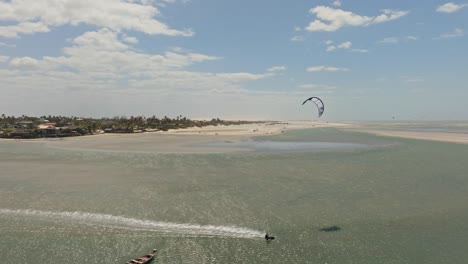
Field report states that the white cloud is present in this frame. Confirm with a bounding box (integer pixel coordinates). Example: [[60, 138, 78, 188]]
[[122, 36, 139, 44], [436, 2, 467, 13], [298, 83, 336, 94], [326, 41, 357, 52], [351, 49, 368, 53], [47, 29, 218, 75], [0, 55, 9, 63], [170, 47, 193, 53], [294, 26, 302, 32], [299, 84, 320, 89], [405, 78, 424, 83], [215, 72, 273, 82], [291, 35, 305, 42], [337, 41, 352, 49], [306, 6, 409, 32], [379, 37, 399, 43], [1, 29, 272, 96], [0, 0, 193, 38], [325, 40, 334, 45], [307, 66, 349, 72], [378, 36, 418, 43], [299, 83, 336, 90], [156, 0, 192, 7], [10, 56, 40, 68], [332, 1, 342, 7], [0, 22, 50, 38], [438, 28, 464, 39], [267, 66, 287, 72], [406, 36, 419, 40]]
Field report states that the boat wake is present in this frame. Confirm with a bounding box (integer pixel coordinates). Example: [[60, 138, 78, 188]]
[[0, 208, 263, 239]]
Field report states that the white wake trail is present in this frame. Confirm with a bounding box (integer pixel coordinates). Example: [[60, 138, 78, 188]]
[[0, 208, 263, 239]]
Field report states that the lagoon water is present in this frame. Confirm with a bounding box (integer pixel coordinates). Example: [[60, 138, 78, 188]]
[[1, 128, 468, 263]]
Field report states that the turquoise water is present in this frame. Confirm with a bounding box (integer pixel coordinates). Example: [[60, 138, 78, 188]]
[[1, 128, 468, 263]]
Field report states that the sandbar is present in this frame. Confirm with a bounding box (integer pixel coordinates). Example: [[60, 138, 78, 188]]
[[349, 129, 468, 145]]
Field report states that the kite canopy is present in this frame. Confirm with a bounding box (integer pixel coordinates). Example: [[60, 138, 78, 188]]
[[302, 97, 325, 118]]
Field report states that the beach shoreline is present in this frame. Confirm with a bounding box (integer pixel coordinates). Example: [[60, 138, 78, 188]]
[[0, 121, 348, 141], [4, 120, 468, 146], [159, 121, 348, 136], [0, 121, 348, 153], [346, 129, 468, 145]]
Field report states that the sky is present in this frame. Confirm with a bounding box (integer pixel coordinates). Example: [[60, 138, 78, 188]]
[[0, 0, 467, 120]]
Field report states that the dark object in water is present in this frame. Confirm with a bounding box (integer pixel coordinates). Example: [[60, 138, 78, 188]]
[[265, 234, 275, 241], [319, 226, 341, 232], [127, 249, 157, 264]]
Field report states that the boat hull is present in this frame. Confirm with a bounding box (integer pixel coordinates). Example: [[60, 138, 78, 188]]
[[126, 249, 157, 264]]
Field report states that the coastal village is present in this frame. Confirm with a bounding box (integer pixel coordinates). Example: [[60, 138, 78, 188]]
[[0, 115, 259, 139]]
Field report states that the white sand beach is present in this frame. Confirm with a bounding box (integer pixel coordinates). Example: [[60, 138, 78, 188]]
[[351, 129, 468, 145], [161, 121, 348, 136]]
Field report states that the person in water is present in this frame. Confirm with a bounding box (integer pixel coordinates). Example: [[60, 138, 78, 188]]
[[265, 233, 275, 241]]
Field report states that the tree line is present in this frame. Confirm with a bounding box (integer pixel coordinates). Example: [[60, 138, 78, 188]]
[[0, 114, 263, 138]]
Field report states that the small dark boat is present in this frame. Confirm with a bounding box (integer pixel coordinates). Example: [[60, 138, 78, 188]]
[[126, 249, 157, 264]]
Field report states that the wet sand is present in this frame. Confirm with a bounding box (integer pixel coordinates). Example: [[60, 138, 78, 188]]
[[350, 129, 468, 145]]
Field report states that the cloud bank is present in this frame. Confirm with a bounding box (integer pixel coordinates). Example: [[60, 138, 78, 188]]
[[0, 0, 193, 38], [436, 2, 467, 13], [306, 6, 409, 32]]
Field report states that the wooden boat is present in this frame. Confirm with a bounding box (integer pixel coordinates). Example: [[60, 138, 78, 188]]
[[126, 249, 157, 264]]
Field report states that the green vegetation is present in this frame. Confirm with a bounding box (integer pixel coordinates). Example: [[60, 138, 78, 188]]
[[0, 114, 263, 139]]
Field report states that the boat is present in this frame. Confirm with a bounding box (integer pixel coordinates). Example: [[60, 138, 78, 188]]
[[126, 249, 157, 264]]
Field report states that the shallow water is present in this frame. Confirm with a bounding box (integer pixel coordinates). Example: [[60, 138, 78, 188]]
[[348, 120, 468, 134], [192, 140, 369, 152], [1, 127, 468, 263]]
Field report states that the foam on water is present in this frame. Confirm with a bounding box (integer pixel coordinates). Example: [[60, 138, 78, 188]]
[[0, 208, 264, 239]]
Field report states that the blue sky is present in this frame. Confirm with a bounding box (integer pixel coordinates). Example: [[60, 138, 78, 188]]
[[0, 0, 467, 120]]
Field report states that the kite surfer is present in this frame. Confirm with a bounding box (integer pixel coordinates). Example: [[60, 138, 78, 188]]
[[302, 97, 325, 118], [265, 233, 275, 241]]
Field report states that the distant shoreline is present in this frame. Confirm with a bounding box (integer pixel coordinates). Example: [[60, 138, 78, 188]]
[[0, 116, 272, 140], [5, 121, 468, 146], [1, 121, 347, 154], [347, 129, 468, 145], [157, 121, 349, 136], [0, 121, 348, 141]]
